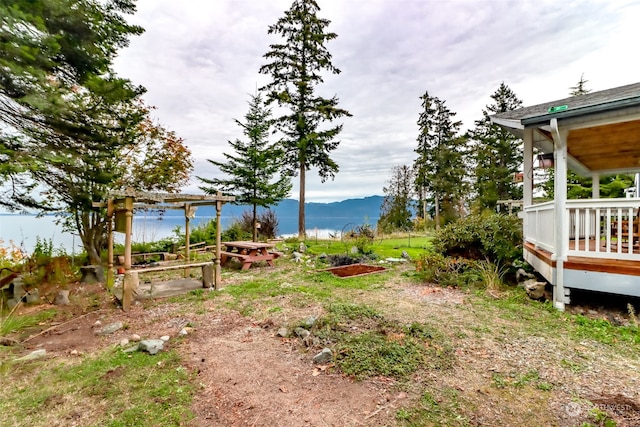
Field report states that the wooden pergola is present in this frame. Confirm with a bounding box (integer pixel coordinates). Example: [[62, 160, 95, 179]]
[[95, 190, 235, 310]]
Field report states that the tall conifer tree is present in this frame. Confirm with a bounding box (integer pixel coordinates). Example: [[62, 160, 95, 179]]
[[470, 83, 523, 210], [414, 91, 468, 228], [199, 93, 292, 241], [259, 0, 351, 237]]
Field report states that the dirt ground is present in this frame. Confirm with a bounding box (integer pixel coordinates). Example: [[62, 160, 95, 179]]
[[10, 267, 640, 426]]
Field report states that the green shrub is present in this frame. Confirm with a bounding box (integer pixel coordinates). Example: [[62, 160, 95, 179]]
[[414, 253, 482, 288], [432, 212, 523, 266]]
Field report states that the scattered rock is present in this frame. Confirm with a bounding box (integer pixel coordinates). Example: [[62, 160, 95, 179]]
[[123, 344, 139, 353], [0, 337, 19, 346], [318, 253, 328, 259], [313, 348, 333, 364], [25, 289, 40, 304], [54, 290, 70, 306], [294, 327, 310, 339], [93, 320, 102, 328], [401, 250, 410, 259], [350, 246, 359, 255], [160, 335, 170, 342], [524, 279, 546, 300], [179, 328, 189, 336], [304, 316, 317, 327], [138, 339, 165, 355], [516, 268, 536, 282], [96, 321, 124, 336], [80, 265, 105, 284], [15, 349, 46, 361], [292, 252, 303, 263], [298, 242, 307, 253], [276, 327, 289, 337], [7, 298, 19, 309], [130, 334, 141, 342]]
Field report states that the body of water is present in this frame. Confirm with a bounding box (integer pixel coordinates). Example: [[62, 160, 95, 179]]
[[0, 214, 371, 255]]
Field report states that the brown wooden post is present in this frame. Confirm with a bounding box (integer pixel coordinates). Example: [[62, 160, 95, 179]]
[[185, 205, 190, 277], [106, 199, 114, 289], [122, 196, 134, 310], [215, 192, 222, 289]]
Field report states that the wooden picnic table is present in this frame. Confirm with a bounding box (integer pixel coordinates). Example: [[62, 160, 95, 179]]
[[220, 241, 279, 270]]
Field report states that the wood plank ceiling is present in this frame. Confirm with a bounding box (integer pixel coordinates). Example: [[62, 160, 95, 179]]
[[568, 120, 640, 172]]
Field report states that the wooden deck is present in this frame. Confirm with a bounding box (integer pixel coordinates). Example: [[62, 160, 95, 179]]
[[525, 241, 640, 276]]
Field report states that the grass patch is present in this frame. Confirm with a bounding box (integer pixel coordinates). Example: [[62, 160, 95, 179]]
[[0, 348, 194, 426], [1, 308, 57, 337], [396, 388, 472, 426], [305, 303, 454, 380]]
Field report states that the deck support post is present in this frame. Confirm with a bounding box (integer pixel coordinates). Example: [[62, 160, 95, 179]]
[[552, 118, 568, 310], [592, 172, 600, 199]]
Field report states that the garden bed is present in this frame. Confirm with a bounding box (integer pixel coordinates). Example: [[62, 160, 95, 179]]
[[323, 263, 386, 278]]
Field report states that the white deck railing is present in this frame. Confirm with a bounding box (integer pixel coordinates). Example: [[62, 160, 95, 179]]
[[524, 198, 640, 261]]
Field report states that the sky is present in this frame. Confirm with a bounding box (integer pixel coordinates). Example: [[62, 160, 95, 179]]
[[112, 0, 640, 203]]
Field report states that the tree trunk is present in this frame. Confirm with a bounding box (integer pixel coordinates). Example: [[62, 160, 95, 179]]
[[434, 195, 440, 230], [298, 163, 306, 238], [252, 203, 258, 242]]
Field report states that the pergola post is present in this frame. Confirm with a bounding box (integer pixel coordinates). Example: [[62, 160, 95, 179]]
[[122, 196, 135, 311], [215, 192, 222, 289], [106, 199, 114, 289]]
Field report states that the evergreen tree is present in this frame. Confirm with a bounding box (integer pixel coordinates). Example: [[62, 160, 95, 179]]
[[378, 165, 415, 233], [414, 91, 468, 228], [570, 73, 591, 96], [259, 0, 351, 237], [469, 83, 523, 210], [0, 0, 144, 210], [198, 93, 292, 241], [414, 91, 437, 222]]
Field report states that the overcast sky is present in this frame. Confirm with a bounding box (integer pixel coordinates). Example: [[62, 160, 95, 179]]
[[112, 0, 640, 203]]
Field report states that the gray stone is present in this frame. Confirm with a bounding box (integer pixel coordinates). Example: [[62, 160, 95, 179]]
[[139, 339, 164, 355], [7, 298, 19, 309], [122, 344, 139, 353], [313, 347, 333, 364], [130, 334, 141, 342], [160, 335, 170, 342], [80, 265, 105, 284], [15, 349, 46, 361], [119, 338, 130, 347], [350, 246, 359, 254], [25, 288, 40, 304], [524, 279, 546, 300], [54, 290, 70, 306], [12, 280, 26, 299], [318, 253, 328, 259], [401, 250, 410, 259], [202, 264, 214, 288], [96, 321, 124, 336], [294, 327, 310, 339], [298, 242, 307, 253], [304, 316, 317, 327], [516, 268, 535, 282], [276, 327, 289, 337], [292, 252, 303, 262]]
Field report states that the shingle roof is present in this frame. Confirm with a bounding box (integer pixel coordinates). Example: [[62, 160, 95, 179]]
[[492, 82, 640, 123]]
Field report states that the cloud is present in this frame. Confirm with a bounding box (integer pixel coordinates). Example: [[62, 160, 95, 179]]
[[113, 0, 640, 202]]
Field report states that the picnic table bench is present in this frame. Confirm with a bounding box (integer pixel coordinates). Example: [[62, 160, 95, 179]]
[[220, 241, 280, 270]]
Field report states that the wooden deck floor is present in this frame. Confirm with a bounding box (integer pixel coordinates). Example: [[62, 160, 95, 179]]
[[525, 241, 640, 276]]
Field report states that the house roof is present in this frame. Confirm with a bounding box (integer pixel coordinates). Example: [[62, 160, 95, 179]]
[[490, 82, 640, 174]]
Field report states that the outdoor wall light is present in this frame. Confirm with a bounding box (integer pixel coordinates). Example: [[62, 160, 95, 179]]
[[537, 152, 554, 169]]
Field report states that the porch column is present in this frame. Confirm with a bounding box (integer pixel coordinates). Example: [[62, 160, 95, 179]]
[[551, 118, 568, 311], [523, 128, 534, 207], [592, 172, 600, 199]]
